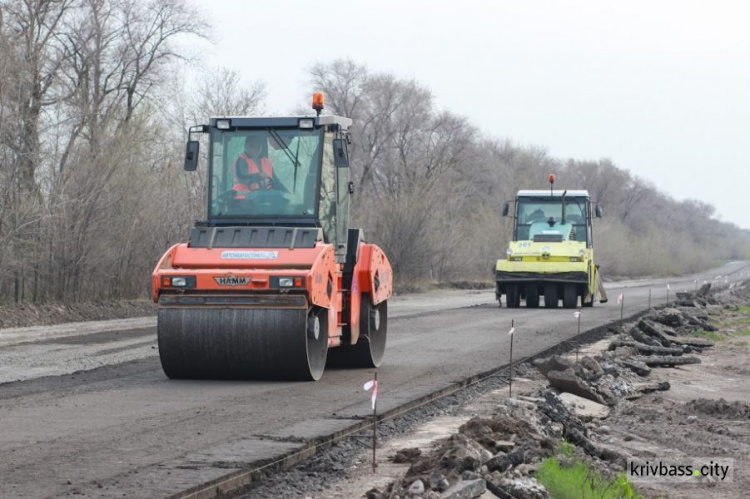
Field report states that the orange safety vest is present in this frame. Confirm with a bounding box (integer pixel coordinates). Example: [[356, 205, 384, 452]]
[[232, 154, 274, 198]]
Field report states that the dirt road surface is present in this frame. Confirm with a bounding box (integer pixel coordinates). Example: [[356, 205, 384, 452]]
[[0, 262, 747, 498]]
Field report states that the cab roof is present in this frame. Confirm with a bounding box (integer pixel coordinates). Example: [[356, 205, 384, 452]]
[[208, 115, 352, 130], [517, 189, 590, 198]]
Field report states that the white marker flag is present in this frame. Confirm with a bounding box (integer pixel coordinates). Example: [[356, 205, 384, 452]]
[[363, 379, 378, 409], [617, 293, 623, 304], [509, 327, 515, 336], [574, 311, 581, 319], [667, 283, 670, 290]]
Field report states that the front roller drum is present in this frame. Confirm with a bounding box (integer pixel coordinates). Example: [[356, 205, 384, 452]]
[[157, 307, 329, 381]]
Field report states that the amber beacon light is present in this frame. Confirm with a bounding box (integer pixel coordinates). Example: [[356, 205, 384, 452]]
[[312, 92, 325, 115]]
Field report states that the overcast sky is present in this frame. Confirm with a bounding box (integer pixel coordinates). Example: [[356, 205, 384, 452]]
[[187, 0, 750, 229]]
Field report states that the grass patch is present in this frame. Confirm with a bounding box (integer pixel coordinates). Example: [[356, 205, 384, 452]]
[[735, 329, 750, 337], [736, 305, 750, 314], [535, 456, 643, 499], [694, 329, 725, 342], [558, 442, 574, 457]]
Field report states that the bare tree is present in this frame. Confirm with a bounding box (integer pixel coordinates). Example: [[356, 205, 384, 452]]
[[188, 66, 265, 121]]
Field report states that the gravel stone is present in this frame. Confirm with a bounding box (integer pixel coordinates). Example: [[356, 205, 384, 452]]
[[440, 478, 486, 499], [408, 479, 425, 495]]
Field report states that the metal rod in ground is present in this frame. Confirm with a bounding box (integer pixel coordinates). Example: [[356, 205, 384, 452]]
[[666, 285, 670, 305], [648, 289, 652, 308], [508, 319, 514, 398], [620, 296, 624, 325], [576, 309, 581, 362], [372, 372, 377, 473]]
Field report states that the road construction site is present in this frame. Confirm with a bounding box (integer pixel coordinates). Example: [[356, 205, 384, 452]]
[[1, 262, 747, 499], [280, 280, 750, 499]]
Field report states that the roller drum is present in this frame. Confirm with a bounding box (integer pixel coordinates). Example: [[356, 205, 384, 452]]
[[327, 297, 387, 369], [157, 307, 328, 381]]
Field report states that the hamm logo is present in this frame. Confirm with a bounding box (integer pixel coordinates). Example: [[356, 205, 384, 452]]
[[214, 276, 251, 286]]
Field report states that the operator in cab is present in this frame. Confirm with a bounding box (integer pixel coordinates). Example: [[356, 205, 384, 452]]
[[232, 135, 275, 198]]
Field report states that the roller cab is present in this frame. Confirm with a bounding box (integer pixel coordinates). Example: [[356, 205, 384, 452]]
[[152, 97, 393, 380], [495, 175, 607, 309]]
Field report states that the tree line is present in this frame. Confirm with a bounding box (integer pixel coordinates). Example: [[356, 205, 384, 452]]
[[1, 0, 748, 304], [310, 60, 750, 282]]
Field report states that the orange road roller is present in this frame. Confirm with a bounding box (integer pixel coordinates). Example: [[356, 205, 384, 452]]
[[151, 94, 393, 380]]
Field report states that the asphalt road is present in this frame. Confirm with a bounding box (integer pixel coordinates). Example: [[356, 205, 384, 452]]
[[1, 262, 747, 499]]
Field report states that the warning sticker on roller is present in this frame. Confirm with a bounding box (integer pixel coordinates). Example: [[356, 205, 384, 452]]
[[221, 251, 278, 260]]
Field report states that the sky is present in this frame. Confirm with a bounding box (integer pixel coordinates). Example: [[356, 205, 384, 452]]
[[187, 0, 750, 229]]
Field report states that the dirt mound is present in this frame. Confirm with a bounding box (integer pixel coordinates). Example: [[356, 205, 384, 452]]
[[685, 398, 750, 419], [716, 280, 750, 305], [0, 300, 156, 329], [376, 394, 569, 498]]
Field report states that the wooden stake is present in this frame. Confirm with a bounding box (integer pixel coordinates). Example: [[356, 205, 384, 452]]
[[372, 372, 377, 473], [648, 289, 651, 309], [509, 319, 514, 398], [576, 309, 581, 362], [620, 295, 624, 325]]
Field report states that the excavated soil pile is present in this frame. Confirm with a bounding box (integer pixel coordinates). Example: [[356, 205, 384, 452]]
[[365, 282, 750, 499], [685, 399, 750, 419]]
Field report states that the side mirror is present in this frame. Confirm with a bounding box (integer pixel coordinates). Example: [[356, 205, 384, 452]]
[[595, 205, 603, 218], [184, 140, 199, 171], [501, 201, 510, 217], [333, 138, 349, 168]]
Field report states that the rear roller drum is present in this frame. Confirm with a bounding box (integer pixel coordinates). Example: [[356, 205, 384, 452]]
[[157, 306, 329, 381], [544, 284, 558, 308], [328, 295, 387, 368], [563, 284, 578, 309], [506, 284, 521, 308], [525, 285, 540, 308]]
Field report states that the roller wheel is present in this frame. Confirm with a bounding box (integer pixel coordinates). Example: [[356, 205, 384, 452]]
[[328, 296, 387, 368], [544, 284, 558, 308], [525, 285, 540, 308], [506, 284, 521, 308], [157, 306, 329, 381], [563, 284, 578, 309]]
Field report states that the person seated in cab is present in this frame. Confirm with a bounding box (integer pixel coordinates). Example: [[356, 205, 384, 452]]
[[527, 209, 546, 223], [232, 135, 274, 199]]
